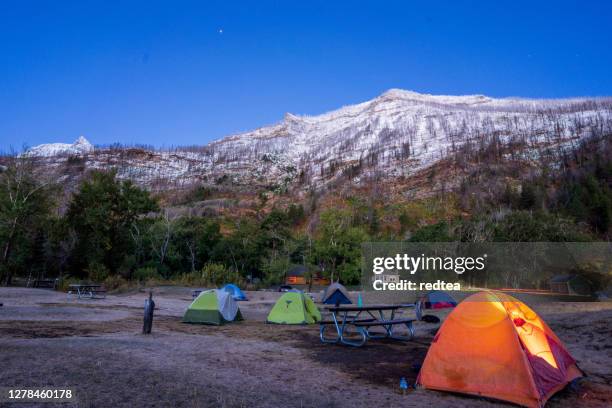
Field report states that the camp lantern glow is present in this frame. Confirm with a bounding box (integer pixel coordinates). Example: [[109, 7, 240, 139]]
[[506, 302, 559, 369]]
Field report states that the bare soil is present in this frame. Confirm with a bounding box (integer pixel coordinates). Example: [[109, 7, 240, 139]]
[[0, 287, 610, 408]]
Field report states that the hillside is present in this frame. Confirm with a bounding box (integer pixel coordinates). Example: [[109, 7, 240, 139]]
[[12, 89, 612, 207], [2, 90, 610, 289]]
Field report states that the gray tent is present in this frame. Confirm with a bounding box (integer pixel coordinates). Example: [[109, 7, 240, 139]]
[[321, 282, 352, 304]]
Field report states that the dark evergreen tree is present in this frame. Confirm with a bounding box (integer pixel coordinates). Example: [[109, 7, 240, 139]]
[[66, 170, 158, 276]]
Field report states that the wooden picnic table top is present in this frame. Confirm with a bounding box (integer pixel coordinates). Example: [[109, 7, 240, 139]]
[[326, 304, 405, 312]]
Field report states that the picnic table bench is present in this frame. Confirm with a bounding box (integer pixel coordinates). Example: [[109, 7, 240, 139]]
[[320, 304, 416, 347], [67, 284, 106, 299], [32, 279, 57, 289]]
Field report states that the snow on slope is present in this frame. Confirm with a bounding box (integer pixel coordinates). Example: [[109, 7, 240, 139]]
[[22, 90, 612, 191], [210, 89, 610, 175], [25, 136, 94, 157]]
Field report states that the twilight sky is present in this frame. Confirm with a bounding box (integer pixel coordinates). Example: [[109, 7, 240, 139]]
[[1, 0, 611, 151]]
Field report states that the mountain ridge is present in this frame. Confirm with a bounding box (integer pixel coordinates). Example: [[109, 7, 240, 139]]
[[16, 89, 612, 201], [25, 89, 612, 155], [24, 136, 94, 157]]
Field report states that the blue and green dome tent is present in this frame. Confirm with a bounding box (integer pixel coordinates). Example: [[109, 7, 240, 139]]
[[183, 289, 243, 325], [221, 283, 248, 301]]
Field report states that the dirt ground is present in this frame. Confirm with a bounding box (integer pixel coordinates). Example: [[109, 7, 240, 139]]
[[0, 287, 610, 408]]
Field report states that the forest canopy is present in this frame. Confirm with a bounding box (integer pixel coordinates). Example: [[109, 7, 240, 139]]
[[0, 131, 610, 288]]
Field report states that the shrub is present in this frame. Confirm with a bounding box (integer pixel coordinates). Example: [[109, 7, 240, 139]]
[[103, 275, 129, 291], [519, 183, 539, 210], [188, 186, 214, 202], [287, 204, 305, 225], [409, 222, 455, 242], [492, 211, 592, 242], [156, 263, 172, 280], [176, 272, 208, 287], [200, 263, 244, 286], [569, 264, 610, 293], [117, 255, 137, 279], [66, 155, 85, 166], [57, 277, 80, 292], [86, 262, 109, 282], [262, 258, 291, 286], [134, 266, 160, 282]]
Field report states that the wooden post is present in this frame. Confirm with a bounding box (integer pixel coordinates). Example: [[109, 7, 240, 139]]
[[143, 291, 155, 334]]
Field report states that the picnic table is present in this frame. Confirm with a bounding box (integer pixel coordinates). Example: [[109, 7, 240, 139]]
[[320, 304, 416, 347], [31, 278, 57, 289], [67, 284, 106, 299]]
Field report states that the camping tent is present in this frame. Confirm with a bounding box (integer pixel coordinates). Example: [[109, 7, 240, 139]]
[[221, 283, 248, 301], [183, 289, 243, 325], [267, 291, 321, 324], [418, 290, 457, 309], [417, 291, 582, 408], [321, 282, 352, 305]]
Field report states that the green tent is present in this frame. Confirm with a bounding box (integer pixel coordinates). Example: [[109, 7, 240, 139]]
[[267, 291, 321, 324], [183, 289, 243, 325]]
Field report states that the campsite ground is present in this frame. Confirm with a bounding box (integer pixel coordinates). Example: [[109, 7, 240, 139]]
[[0, 287, 610, 408]]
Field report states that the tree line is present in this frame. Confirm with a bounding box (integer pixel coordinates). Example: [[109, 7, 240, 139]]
[[0, 160, 369, 287], [0, 129, 609, 289]]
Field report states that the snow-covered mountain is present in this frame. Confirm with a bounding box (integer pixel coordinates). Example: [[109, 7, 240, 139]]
[[24, 136, 94, 157], [17, 90, 612, 196], [213, 89, 607, 164]]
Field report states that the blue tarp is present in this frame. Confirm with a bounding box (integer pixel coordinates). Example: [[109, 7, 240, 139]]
[[221, 283, 248, 301]]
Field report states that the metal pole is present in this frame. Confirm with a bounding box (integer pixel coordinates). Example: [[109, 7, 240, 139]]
[[143, 291, 155, 334]]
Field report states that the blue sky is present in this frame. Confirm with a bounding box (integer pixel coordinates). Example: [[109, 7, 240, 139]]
[[1, 1, 611, 151]]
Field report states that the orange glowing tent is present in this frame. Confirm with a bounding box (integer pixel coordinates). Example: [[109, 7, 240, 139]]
[[417, 291, 582, 408]]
